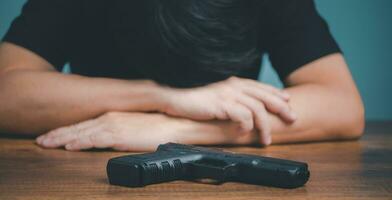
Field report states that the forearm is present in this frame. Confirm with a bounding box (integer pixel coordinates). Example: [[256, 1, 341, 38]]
[[34, 54, 365, 150], [34, 83, 365, 151], [0, 70, 163, 134], [161, 116, 258, 146], [270, 84, 364, 144]]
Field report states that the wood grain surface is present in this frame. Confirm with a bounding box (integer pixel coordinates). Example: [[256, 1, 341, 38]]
[[0, 121, 391, 200]]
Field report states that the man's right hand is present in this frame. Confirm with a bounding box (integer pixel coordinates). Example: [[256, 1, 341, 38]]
[[159, 77, 297, 145]]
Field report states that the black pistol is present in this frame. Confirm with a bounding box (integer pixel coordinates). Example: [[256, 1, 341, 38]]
[[107, 143, 310, 188]]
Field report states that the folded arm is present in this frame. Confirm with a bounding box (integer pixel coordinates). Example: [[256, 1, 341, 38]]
[[37, 53, 365, 151], [146, 53, 364, 145], [167, 53, 365, 145]]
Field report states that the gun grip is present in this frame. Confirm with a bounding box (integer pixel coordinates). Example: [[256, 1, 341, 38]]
[[107, 156, 185, 187]]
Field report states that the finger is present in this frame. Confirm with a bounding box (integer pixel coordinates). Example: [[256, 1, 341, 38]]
[[44, 126, 100, 149], [65, 131, 115, 151], [37, 119, 97, 143], [223, 102, 254, 132], [242, 87, 297, 123], [37, 126, 77, 148], [243, 79, 290, 101], [236, 96, 272, 145], [37, 119, 99, 148], [37, 126, 79, 148]]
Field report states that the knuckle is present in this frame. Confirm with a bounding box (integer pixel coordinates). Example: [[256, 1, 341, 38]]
[[216, 108, 228, 120], [258, 101, 266, 109], [254, 108, 265, 119]]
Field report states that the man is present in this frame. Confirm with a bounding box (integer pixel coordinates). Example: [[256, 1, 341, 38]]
[[0, 0, 364, 151]]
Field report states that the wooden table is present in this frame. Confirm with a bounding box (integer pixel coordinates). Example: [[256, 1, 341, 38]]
[[0, 121, 391, 200]]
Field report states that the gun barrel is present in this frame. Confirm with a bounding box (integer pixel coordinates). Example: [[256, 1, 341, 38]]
[[233, 157, 310, 188]]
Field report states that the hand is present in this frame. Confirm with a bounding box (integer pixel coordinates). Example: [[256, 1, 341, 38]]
[[36, 112, 183, 151], [161, 77, 296, 145]]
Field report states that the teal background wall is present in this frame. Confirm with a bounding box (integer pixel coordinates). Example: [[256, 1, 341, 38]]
[[1, 0, 391, 120]]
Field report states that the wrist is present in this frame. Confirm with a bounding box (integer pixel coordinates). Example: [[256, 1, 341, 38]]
[[154, 85, 173, 113], [154, 85, 188, 115], [124, 80, 170, 112]]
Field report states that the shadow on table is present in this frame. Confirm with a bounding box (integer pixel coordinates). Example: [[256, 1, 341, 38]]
[[0, 132, 36, 139]]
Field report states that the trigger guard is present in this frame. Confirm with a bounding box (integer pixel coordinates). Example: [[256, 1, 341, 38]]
[[188, 162, 238, 182]]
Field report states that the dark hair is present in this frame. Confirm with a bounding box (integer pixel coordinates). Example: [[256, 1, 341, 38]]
[[154, 0, 262, 72]]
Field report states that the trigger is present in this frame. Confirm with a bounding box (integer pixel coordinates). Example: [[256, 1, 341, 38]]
[[188, 162, 237, 182]]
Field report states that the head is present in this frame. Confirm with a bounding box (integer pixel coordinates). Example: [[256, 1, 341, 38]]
[[154, 0, 263, 72]]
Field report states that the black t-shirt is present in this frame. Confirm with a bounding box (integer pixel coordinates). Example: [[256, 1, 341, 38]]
[[2, 0, 340, 87]]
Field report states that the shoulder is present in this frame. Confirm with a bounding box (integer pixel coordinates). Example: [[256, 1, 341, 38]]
[[261, 0, 318, 26], [260, 0, 341, 81]]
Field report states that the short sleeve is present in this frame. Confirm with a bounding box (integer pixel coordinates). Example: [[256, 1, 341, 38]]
[[263, 0, 341, 80], [2, 0, 80, 70]]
